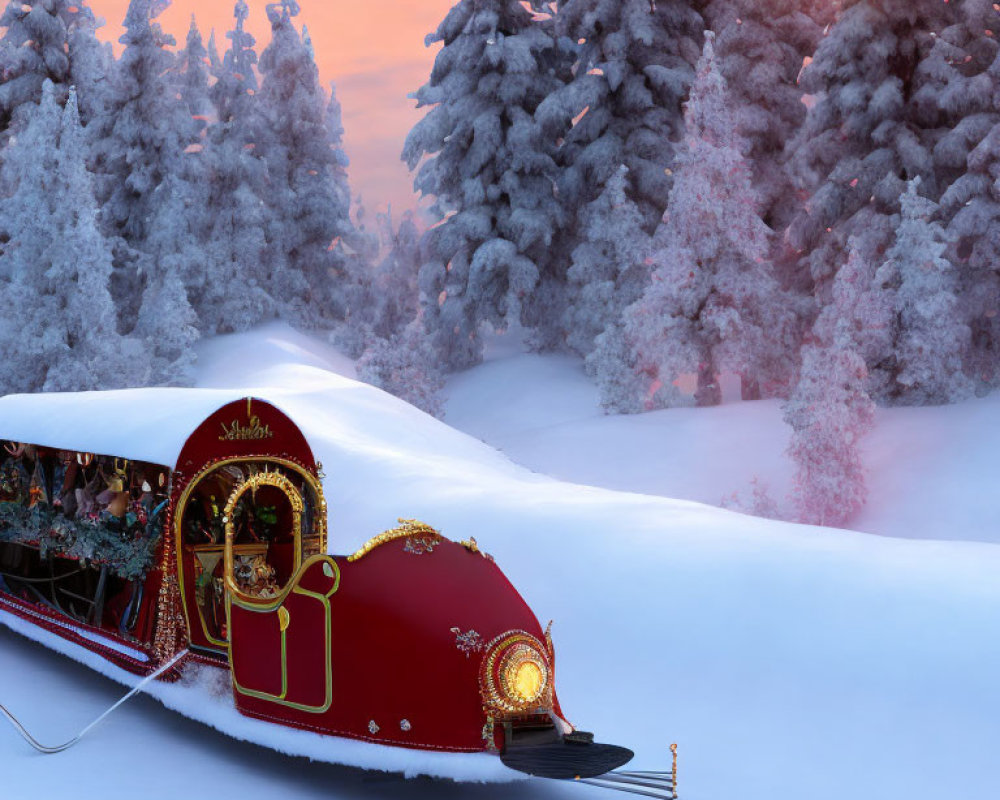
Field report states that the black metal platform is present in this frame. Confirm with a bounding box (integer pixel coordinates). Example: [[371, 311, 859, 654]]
[[501, 736, 635, 780]]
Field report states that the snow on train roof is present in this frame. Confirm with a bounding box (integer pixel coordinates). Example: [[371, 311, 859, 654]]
[[0, 388, 280, 468]]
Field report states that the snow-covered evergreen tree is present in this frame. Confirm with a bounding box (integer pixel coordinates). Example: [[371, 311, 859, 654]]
[[913, 0, 999, 187], [403, 0, 566, 368], [93, 0, 198, 331], [191, 0, 275, 334], [44, 89, 149, 391], [134, 264, 199, 386], [698, 0, 831, 230], [0, 0, 106, 139], [367, 210, 422, 342], [786, 0, 956, 298], [942, 128, 1000, 387], [543, 0, 702, 233], [874, 179, 972, 403], [135, 14, 215, 343], [336, 206, 423, 358], [356, 319, 445, 418], [212, 0, 258, 128], [785, 340, 874, 526], [587, 320, 666, 414], [135, 169, 202, 381], [256, 0, 353, 324], [178, 16, 213, 141], [927, 0, 1000, 387], [624, 33, 795, 408], [0, 84, 146, 393], [563, 164, 650, 360], [785, 238, 877, 527], [0, 80, 64, 393], [66, 3, 113, 128]]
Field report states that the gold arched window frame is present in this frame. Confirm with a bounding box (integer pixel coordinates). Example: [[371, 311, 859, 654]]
[[173, 456, 328, 644], [223, 469, 305, 603]]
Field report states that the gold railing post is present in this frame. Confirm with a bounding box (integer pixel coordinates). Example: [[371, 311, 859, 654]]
[[671, 742, 678, 798]]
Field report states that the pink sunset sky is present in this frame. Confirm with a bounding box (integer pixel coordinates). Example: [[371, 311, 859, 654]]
[[90, 0, 455, 217]]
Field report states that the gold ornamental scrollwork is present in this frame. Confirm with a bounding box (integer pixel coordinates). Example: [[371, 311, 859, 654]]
[[347, 518, 443, 562], [479, 630, 553, 717]]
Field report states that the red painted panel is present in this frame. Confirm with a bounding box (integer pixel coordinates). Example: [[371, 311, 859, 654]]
[[283, 588, 331, 709], [232, 537, 553, 753], [229, 603, 283, 697], [172, 398, 318, 486]]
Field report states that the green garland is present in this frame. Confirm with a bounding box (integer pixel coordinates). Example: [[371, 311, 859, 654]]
[[0, 502, 164, 581]]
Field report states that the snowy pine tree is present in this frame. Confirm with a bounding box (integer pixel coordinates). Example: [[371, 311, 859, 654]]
[[0, 84, 146, 393], [543, 0, 702, 233], [66, 3, 113, 128], [178, 16, 213, 140], [356, 319, 445, 418], [0, 0, 106, 139], [213, 0, 258, 124], [785, 237, 877, 527], [0, 80, 64, 393], [367, 210, 422, 342], [256, 0, 353, 325], [928, 0, 1000, 387], [786, 0, 956, 299], [587, 320, 665, 414], [785, 341, 875, 527], [197, 0, 276, 334], [698, 0, 831, 230], [135, 169, 202, 382], [93, 0, 199, 332], [45, 91, 148, 391], [403, 0, 565, 368], [134, 263, 199, 386], [874, 179, 972, 403], [624, 33, 795, 408], [563, 164, 651, 361]]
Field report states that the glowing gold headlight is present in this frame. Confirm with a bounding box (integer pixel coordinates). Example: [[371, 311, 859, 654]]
[[481, 632, 550, 714]]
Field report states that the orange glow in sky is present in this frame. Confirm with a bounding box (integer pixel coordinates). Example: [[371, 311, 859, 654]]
[[89, 0, 455, 217]]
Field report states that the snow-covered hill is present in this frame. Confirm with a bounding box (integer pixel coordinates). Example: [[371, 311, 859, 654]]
[[444, 340, 1000, 544], [3, 323, 998, 800]]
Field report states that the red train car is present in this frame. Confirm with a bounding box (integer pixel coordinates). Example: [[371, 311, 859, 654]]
[[0, 393, 670, 790]]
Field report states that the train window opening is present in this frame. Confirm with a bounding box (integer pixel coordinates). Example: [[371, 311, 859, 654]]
[[0, 443, 168, 644], [223, 469, 304, 602], [178, 460, 325, 642]]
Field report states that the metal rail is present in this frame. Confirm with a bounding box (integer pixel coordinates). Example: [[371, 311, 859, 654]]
[[0, 649, 188, 754], [576, 744, 678, 799]]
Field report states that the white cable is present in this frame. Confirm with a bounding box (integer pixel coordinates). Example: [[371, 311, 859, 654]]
[[0, 649, 188, 754]]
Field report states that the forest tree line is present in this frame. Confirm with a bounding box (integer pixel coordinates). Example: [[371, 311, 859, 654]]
[[0, 0, 997, 525], [402, 0, 1000, 525]]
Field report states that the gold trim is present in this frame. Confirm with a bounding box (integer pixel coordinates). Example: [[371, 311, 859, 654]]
[[174, 456, 328, 654], [226, 554, 339, 714], [223, 469, 303, 604], [479, 630, 552, 716], [347, 518, 441, 562]]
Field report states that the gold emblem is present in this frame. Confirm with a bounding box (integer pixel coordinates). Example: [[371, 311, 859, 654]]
[[218, 414, 274, 441]]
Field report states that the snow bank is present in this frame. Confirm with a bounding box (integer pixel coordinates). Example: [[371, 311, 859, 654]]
[[444, 348, 1000, 543]]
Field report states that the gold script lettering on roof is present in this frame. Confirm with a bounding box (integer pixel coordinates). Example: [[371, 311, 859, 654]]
[[218, 414, 274, 441]]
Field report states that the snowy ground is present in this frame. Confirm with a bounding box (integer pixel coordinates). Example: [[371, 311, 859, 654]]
[[3, 322, 999, 800], [444, 338, 1000, 544]]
